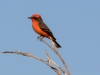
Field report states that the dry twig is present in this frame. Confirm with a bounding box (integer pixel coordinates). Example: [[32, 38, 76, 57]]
[[45, 50, 66, 75], [1, 37, 71, 75], [39, 37, 71, 75], [1, 51, 61, 75]]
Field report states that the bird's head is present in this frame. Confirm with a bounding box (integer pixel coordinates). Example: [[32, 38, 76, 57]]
[[28, 14, 42, 21]]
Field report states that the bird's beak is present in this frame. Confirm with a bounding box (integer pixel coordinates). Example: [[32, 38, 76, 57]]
[[28, 17, 32, 19]]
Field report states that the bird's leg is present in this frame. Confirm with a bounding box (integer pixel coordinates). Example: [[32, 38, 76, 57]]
[[37, 36, 44, 41]]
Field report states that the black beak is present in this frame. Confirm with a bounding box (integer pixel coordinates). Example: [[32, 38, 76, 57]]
[[28, 17, 32, 19]]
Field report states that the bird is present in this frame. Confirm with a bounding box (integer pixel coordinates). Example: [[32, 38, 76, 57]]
[[28, 14, 61, 48]]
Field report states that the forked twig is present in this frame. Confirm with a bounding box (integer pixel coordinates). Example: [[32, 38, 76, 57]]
[[1, 37, 71, 75], [39, 37, 71, 75], [45, 50, 66, 75]]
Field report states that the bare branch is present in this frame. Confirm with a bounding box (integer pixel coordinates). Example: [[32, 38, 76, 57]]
[[45, 50, 51, 66], [1, 37, 71, 75], [45, 50, 66, 75], [39, 37, 71, 75], [1, 51, 61, 75]]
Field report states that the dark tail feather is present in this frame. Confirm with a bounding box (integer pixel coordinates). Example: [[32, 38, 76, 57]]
[[53, 40, 61, 48]]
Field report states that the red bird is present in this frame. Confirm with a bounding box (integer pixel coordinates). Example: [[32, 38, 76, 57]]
[[28, 14, 61, 48]]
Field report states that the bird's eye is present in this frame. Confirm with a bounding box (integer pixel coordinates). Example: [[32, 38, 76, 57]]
[[33, 17, 38, 20]]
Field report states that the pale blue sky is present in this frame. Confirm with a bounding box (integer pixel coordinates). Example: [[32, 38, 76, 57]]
[[0, 0, 100, 75]]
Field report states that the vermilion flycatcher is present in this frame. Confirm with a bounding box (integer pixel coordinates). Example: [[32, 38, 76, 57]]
[[28, 14, 61, 48]]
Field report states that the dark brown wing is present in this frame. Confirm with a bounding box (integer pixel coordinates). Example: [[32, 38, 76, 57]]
[[38, 20, 56, 40]]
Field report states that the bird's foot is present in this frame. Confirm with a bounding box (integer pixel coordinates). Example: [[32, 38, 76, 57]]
[[37, 36, 44, 41]]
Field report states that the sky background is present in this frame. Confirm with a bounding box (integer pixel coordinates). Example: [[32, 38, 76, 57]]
[[0, 0, 100, 75]]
